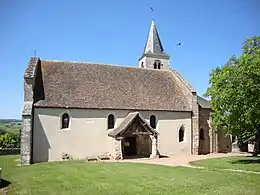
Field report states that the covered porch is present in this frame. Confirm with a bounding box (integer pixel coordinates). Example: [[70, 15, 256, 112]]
[[108, 112, 159, 160]]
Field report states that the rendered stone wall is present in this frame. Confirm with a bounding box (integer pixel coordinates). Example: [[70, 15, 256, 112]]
[[170, 70, 198, 155], [33, 108, 192, 162], [139, 55, 170, 70]]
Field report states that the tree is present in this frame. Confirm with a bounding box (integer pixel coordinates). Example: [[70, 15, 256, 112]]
[[0, 132, 20, 148], [205, 36, 260, 156]]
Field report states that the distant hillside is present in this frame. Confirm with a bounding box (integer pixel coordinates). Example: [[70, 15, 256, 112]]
[[0, 119, 21, 134], [0, 119, 21, 124]]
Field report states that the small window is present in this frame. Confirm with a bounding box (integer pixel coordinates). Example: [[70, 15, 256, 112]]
[[150, 115, 156, 129], [108, 114, 115, 129], [153, 60, 161, 70], [141, 62, 144, 68], [61, 113, 70, 129], [179, 126, 184, 142], [199, 128, 204, 140]]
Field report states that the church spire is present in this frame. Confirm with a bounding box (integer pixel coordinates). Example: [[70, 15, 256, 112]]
[[143, 20, 167, 56], [139, 20, 170, 70]]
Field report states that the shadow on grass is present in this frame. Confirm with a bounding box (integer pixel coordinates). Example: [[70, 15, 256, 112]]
[[0, 179, 11, 189], [231, 159, 260, 164]]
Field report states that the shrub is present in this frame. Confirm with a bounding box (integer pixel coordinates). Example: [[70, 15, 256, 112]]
[[0, 132, 20, 148]]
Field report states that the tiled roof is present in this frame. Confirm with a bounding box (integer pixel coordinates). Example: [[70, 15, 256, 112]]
[[32, 59, 191, 111], [108, 112, 158, 137], [197, 95, 211, 109]]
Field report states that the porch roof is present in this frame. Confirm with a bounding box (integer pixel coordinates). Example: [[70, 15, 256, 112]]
[[108, 112, 158, 137]]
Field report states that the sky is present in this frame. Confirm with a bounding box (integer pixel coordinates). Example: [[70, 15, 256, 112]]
[[0, 0, 259, 119]]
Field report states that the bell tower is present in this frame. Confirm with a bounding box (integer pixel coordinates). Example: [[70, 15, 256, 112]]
[[139, 20, 170, 70]]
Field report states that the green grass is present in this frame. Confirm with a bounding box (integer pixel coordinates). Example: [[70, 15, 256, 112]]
[[190, 156, 260, 172], [0, 122, 20, 134], [1, 155, 260, 195]]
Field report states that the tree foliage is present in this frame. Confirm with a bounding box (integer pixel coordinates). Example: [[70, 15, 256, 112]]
[[205, 36, 260, 155], [0, 132, 20, 148]]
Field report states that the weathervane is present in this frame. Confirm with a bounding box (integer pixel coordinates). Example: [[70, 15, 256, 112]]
[[150, 6, 154, 21]]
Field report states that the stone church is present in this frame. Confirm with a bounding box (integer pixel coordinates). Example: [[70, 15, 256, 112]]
[[20, 20, 231, 165]]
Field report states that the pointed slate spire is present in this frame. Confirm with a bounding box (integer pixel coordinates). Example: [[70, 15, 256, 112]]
[[143, 20, 168, 56]]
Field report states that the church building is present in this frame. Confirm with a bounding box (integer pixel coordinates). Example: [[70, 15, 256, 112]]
[[20, 20, 231, 164]]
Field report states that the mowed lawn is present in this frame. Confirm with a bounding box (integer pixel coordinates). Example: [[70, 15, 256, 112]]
[[190, 156, 260, 172], [1, 155, 260, 195]]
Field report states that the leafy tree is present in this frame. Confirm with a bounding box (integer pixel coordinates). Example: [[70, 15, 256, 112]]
[[0, 132, 20, 148], [205, 36, 260, 156]]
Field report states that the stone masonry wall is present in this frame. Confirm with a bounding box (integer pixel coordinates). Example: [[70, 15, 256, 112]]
[[191, 93, 200, 154], [199, 108, 211, 154], [20, 57, 39, 165]]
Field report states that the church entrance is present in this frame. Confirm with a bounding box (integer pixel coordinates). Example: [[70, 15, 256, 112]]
[[122, 134, 152, 159], [108, 112, 158, 160], [123, 136, 137, 156]]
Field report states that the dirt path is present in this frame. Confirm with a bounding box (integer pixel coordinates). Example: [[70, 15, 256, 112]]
[[106, 153, 249, 167]]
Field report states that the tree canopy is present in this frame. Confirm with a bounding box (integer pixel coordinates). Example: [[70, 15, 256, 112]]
[[205, 36, 260, 155]]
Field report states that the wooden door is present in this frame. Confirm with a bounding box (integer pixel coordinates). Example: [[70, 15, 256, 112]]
[[124, 137, 137, 156]]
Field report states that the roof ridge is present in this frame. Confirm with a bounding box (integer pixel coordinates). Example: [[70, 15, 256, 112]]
[[171, 69, 195, 93], [41, 59, 170, 72]]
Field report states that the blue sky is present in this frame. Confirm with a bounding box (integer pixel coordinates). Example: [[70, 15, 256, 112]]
[[0, 0, 259, 119]]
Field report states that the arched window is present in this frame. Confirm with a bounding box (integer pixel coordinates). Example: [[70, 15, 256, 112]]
[[153, 60, 161, 69], [150, 115, 156, 129], [199, 128, 204, 140], [61, 113, 69, 129], [141, 62, 144, 68], [179, 126, 184, 142], [107, 114, 115, 129]]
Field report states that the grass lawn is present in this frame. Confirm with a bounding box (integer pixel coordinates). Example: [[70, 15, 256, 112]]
[[1, 155, 260, 195], [190, 156, 260, 172]]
